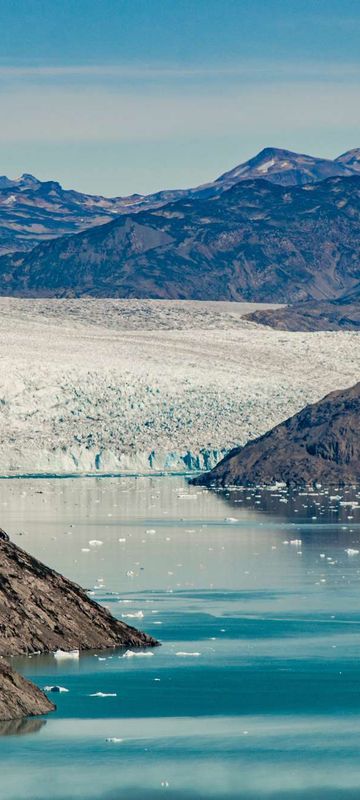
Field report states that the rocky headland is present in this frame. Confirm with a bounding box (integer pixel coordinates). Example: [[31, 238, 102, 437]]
[[0, 529, 157, 657], [0, 527, 158, 719], [192, 382, 360, 487], [0, 658, 55, 722]]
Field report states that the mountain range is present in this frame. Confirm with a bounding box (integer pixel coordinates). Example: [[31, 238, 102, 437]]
[[0, 147, 360, 300]]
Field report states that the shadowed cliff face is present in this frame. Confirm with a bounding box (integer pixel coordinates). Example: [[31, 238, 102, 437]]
[[193, 382, 360, 488], [0, 175, 359, 301], [0, 534, 158, 656], [0, 658, 55, 721]]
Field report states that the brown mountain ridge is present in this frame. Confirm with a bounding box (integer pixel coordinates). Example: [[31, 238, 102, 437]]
[[192, 382, 360, 487]]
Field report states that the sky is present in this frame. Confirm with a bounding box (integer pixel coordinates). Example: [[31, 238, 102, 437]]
[[1, 0, 360, 196]]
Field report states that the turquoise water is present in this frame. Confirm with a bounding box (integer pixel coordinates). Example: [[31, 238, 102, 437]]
[[1, 477, 360, 799]]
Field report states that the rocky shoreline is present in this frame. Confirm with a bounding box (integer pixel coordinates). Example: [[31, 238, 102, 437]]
[[0, 658, 55, 722], [0, 527, 158, 720]]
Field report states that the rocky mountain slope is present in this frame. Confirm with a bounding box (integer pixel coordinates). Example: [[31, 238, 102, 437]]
[[1, 174, 359, 301], [193, 382, 360, 487], [0, 658, 55, 721], [0, 173, 148, 256], [215, 147, 360, 188], [0, 528, 158, 656], [245, 295, 360, 331], [1, 147, 360, 258]]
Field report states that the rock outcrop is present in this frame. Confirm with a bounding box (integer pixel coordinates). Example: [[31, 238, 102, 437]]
[[0, 658, 55, 721], [245, 296, 360, 331], [0, 529, 158, 720], [0, 533, 158, 657], [192, 382, 360, 487]]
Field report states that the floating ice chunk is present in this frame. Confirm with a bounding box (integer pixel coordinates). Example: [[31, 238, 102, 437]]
[[122, 650, 154, 658], [121, 611, 144, 619], [106, 737, 123, 743], [176, 651, 201, 657], [90, 692, 117, 697], [225, 517, 238, 523], [44, 685, 69, 693], [89, 540, 103, 547], [54, 649, 79, 660], [290, 539, 302, 546], [345, 548, 359, 556]]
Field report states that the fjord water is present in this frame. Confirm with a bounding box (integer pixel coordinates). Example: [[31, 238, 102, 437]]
[[1, 478, 360, 799]]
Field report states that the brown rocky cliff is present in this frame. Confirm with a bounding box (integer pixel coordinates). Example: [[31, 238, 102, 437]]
[[0, 535, 159, 656]]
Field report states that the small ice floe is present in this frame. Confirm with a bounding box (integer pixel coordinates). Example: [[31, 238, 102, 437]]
[[345, 548, 359, 556], [88, 540, 103, 547], [90, 692, 117, 697], [225, 517, 238, 523], [106, 737, 123, 743], [118, 538, 126, 543], [54, 649, 79, 660], [44, 685, 69, 693], [81, 548, 90, 552], [175, 651, 201, 657], [290, 539, 302, 546], [121, 611, 144, 619], [146, 529, 156, 534], [122, 650, 154, 658]]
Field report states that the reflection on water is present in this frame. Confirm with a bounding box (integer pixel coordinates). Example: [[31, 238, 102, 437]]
[[0, 477, 360, 798], [0, 718, 46, 737]]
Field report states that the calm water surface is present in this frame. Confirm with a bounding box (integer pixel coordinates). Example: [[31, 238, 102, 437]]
[[1, 476, 360, 799]]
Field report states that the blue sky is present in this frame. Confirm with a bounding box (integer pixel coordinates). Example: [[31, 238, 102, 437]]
[[1, 0, 360, 195]]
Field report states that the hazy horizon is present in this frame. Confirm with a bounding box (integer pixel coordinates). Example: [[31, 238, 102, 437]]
[[2, 0, 360, 195], [2, 142, 360, 198]]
